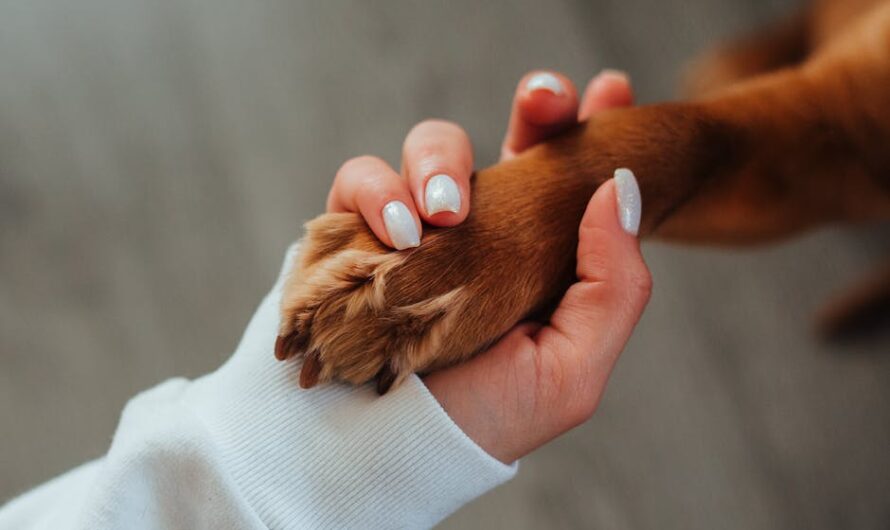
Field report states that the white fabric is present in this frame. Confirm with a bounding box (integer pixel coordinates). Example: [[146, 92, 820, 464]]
[[0, 245, 516, 529]]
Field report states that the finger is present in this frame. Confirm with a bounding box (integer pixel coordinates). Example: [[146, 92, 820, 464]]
[[401, 119, 473, 226], [327, 155, 422, 250], [535, 168, 650, 411], [578, 69, 634, 121], [501, 70, 579, 160], [424, 170, 650, 463]]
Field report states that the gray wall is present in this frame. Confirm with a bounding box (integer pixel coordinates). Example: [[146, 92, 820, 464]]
[[1, 1, 888, 528]]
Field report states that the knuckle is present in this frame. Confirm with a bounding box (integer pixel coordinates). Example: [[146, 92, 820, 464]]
[[407, 120, 468, 155], [414, 144, 444, 164], [337, 155, 384, 177], [403, 120, 474, 181], [334, 156, 395, 203], [415, 118, 460, 134], [406, 120, 436, 141]]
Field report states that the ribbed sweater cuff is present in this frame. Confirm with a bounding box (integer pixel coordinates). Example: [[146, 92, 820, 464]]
[[182, 246, 516, 529]]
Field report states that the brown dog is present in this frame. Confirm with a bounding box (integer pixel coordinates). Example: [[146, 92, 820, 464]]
[[275, 0, 890, 393]]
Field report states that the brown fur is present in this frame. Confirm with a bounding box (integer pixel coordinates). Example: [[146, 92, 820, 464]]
[[277, 0, 890, 391]]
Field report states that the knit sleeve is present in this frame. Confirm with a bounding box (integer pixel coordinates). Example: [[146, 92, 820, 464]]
[[0, 245, 516, 530], [181, 244, 517, 528]]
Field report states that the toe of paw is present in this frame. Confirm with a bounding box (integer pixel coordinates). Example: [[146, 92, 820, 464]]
[[275, 331, 308, 361], [299, 350, 323, 388]]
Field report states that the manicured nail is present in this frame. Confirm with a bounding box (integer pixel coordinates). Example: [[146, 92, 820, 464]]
[[526, 71, 564, 95], [424, 174, 461, 215], [598, 69, 630, 84], [382, 200, 421, 249], [614, 168, 641, 235]]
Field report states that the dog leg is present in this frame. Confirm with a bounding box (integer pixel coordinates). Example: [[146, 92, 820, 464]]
[[278, 4, 890, 389], [274, 102, 750, 390], [684, 8, 811, 98]]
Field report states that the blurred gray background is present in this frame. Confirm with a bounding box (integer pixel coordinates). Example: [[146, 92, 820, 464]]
[[1, 0, 889, 528]]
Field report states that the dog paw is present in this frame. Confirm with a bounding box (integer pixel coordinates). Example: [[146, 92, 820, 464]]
[[275, 213, 474, 393]]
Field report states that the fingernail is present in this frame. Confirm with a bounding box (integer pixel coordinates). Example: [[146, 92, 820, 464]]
[[424, 174, 461, 215], [526, 71, 564, 95], [614, 168, 641, 235], [598, 68, 630, 84], [382, 200, 421, 249]]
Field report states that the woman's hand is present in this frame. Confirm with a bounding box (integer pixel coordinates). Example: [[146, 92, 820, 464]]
[[326, 69, 649, 463], [325, 70, 632, 249]]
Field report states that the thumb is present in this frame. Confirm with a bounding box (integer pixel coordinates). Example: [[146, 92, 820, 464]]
[[423, 169, 652, 462], [536, 168, 651, 398]]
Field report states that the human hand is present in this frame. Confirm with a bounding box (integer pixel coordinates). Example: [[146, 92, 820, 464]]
[[324, 69, 632, 249], [324, 69, 649, 463]]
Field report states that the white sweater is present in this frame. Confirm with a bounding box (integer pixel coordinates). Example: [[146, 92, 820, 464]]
[[0, 246, 516, 529]]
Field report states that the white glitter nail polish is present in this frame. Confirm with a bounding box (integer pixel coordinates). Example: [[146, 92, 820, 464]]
[[382, 200, 421, 250], [614, 168, 642, 236], [425, 174, 461, 215], [526, 71, 564, 95]]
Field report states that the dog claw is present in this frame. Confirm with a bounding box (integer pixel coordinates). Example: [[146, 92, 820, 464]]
[[277, 212, 475, 391], [299, 350, 323, 389], [375, 364, 397, 395], [274, 335, 290, 360], [275, 331, 308, 361]]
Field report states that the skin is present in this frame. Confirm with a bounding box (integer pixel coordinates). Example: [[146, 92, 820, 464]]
[[325, 70, 651, 463]]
